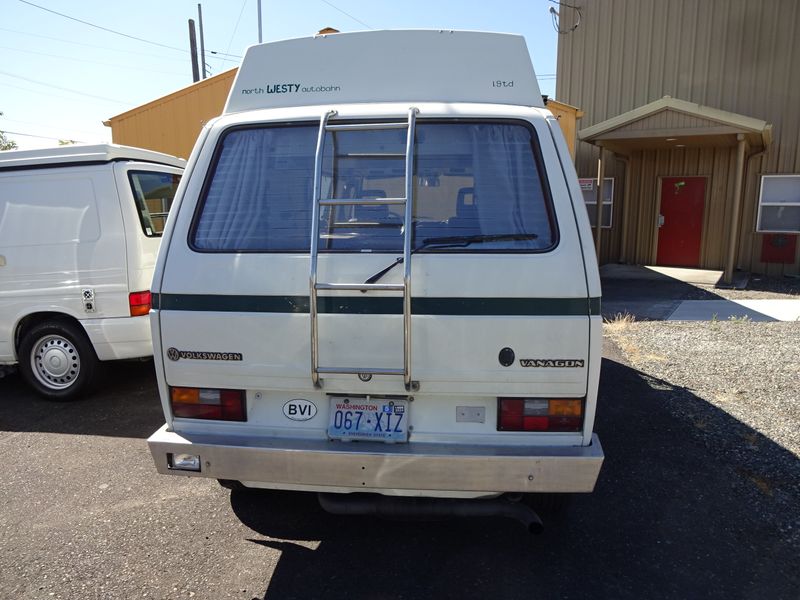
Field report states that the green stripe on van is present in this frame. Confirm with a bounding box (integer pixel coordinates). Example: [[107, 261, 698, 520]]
[[153, 293, 601, 316]]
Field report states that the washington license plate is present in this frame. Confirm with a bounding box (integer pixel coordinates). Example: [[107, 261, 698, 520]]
[[327, 397, 409, 442]]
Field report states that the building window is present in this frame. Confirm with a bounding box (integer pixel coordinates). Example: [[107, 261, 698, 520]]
[[579, 177, 614, 228], [757, 175, 800, 233]]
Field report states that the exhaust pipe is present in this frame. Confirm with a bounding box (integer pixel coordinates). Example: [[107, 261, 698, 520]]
[[318, 493, 544, 534]]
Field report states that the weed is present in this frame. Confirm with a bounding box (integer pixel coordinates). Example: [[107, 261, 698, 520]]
[[728, 314, 752, 323], [603, 312, 636, 326]]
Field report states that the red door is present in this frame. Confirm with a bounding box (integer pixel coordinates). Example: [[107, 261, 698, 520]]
[[656, 177, 705, 267]]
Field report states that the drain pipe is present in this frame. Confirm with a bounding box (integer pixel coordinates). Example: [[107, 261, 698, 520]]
[[318, 493, 544, 534]]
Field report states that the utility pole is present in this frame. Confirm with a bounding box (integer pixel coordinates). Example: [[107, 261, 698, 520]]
[[198, 4, 207, 79], [188, 19, 200, 83], [257, 0, 263, 43]]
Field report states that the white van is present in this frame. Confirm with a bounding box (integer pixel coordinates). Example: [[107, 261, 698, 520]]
[[0, 144, 184, 400], [148, 31, 603, 531]]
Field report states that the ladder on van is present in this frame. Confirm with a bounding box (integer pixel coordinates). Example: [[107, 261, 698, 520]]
[[309, 108, 418, 391]]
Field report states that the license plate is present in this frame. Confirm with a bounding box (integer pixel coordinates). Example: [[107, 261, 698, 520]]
[[328, 397, 409, 442]]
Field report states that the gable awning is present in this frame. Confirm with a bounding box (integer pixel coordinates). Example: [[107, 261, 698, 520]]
[[578, 96, 772, 154]]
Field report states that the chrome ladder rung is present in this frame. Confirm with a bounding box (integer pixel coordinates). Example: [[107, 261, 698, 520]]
[[325, 122, 408, 131], [319, 198, 406, 207], [315, 282, 404, 292], [310, 107, 418, 390], [317, 366, 406, 376]]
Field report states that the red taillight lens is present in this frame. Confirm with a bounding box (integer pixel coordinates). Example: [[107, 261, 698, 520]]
[[129, 290, 151, 316], [170, 387, 247, 421], [497, 398, 583, 432]]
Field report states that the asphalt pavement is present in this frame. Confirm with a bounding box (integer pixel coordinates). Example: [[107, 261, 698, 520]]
[[0, 342, 797, 600]]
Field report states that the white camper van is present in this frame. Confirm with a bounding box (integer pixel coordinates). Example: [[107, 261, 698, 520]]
[[148, 30, 603, 531], [0, 144, 184, 400]]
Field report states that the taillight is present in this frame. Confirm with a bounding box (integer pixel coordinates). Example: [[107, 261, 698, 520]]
[[170, 387, 247, 421], [497, 398, 583, 432], [129, 290, 151, 316]]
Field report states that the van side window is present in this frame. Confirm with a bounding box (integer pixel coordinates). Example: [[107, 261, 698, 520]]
[[192, 121, 556, 252], [129, 171, 182, 237]]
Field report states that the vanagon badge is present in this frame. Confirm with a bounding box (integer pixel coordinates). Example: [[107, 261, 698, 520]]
[[283, 399, 317, 421], [520, 359, 585, 368]]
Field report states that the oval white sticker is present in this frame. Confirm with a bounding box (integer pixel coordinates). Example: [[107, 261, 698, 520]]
[[282, 399, 317, 421]]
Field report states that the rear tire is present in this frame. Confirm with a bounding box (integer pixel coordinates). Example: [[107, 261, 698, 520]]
[[18, 320, 98, 401]]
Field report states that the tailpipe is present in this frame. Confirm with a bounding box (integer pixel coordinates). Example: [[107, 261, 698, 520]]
[[318, 493, 544, 534]]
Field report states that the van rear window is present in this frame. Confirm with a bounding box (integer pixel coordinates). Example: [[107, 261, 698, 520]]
[[129, 171, 181, 237], [192, 121, 556, 252]]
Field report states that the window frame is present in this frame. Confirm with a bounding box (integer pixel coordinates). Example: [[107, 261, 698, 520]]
[[578, 177, 614, 229], [127, 169, 181, 238], [188, 118, 559, 254], [756, 174, 800, 234]]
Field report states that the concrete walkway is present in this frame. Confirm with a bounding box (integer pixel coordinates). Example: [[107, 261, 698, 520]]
[[667, 299, 800, 322], [600, 264, 800, 322]]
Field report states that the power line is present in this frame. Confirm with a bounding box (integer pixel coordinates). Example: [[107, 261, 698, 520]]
[[18, 0, 188, 53], [0, 80, 129, 110], [0, 45, 187, 77], [0, 70, 134, 106], [2, 117, 113, 138], [219, 0, 248, 72], [319, 0, 372, 29], [0, 130, 88, 143], [0, 26, 189, 62], [17, 1, 242, 60]]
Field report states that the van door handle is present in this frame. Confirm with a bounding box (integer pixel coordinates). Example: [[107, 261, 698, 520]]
[[657, 215, 665, 228]]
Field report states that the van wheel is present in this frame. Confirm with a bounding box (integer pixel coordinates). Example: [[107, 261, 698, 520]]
[[19, 321, 98, 401]]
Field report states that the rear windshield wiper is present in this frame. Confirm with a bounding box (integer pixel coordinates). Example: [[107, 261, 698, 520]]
[[363, 233, 539, 286]]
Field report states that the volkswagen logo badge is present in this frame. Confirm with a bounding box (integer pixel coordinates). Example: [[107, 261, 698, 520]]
[[167, 347, 180, 361]]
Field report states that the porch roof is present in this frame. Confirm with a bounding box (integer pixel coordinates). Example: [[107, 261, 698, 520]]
[[578, 96, 772, 154]]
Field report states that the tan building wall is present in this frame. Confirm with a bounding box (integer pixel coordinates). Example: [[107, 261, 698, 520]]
[[545, 99, 584, 160], [105, 69, 238, 160], [557, 0, 800, 276]]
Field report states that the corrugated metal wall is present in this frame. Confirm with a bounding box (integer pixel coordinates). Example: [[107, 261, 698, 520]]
[[557, 0, 800, 274], [106, 69, 238, 160]]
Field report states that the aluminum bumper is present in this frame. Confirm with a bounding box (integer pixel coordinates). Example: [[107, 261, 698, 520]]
[[148, 425, 604, 494]]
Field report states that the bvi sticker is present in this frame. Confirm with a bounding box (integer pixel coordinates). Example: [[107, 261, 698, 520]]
[[283, 399, 317, 421]]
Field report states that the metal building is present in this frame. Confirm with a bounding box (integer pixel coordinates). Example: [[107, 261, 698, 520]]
[[104, 69, 238, 160], [557, 0, 800, 281]]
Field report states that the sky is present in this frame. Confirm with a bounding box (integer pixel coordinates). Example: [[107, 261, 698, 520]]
[[1, 0, 560, 151]]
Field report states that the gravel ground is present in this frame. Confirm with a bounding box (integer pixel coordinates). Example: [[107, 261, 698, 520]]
[[604, 319, 800, 547]]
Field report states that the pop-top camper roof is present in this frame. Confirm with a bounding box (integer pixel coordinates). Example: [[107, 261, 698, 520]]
[[224, 30, 543, 114]]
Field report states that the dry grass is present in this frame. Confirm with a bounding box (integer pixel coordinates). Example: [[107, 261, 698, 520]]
[[604, 313, 667, 363]]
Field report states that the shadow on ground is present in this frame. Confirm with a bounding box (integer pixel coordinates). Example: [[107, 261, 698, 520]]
[[0, 360, 163, 438], [230, 344, 799, 600], [602, 275, 726, 321]]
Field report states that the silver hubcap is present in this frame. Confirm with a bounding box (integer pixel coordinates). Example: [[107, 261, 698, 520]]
[[31, 335, 81, 390]]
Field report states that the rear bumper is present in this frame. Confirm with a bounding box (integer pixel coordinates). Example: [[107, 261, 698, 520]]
[[82, 315, 152, 360], [148, 425, 604, 495]]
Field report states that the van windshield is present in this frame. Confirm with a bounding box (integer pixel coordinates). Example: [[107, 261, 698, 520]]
[[192, 121, 556, 252], [129, 171, 181, 237]]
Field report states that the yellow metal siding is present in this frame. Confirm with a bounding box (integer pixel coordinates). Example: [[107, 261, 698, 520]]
[[558, 0, 800, 274], [107, 69, 238, 159], [545, 100, 583, 159]]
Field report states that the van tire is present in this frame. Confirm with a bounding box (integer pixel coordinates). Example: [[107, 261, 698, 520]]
[[18, 320, 98, 401]]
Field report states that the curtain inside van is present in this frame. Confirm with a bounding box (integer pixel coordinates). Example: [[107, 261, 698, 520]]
[[193, 126, 316, 250], [192, 122, 554, 252]]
